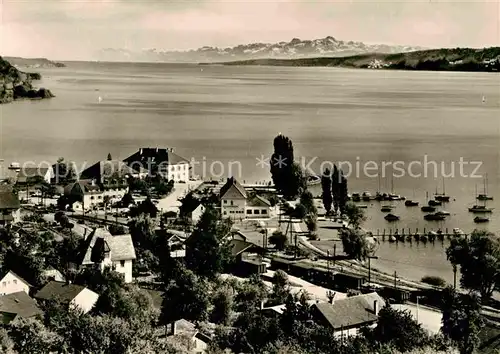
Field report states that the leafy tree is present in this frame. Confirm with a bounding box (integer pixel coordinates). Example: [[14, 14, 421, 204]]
[[441, 286, 483, 354], [339, 228, 373, 261], [128, 214, 157, 249], [321, 168, 333, 215], [271, 270, 290, 305], [344, 202, 366, 229], [304, 215, 318, 236], [365, 305, 431, 352], [299, 191, 316, 216], [235, 275, 268, 311], [332, 166, 348, 215], [8, 317, 65, 354], [160, 264, 210, 323], [120, 191, 135, 207], [270, 135, 306, 200], [269, 230, 288, 251], [137, 196, 158, 217], [52, 157, 77, 184], [421, 276, 447, 287], [446, 230, 500, 301], [211, 285, 235, 325], [185, 207, 232, 279]]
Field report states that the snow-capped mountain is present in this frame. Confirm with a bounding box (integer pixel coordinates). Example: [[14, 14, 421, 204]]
[[96, 36, 424, 63]]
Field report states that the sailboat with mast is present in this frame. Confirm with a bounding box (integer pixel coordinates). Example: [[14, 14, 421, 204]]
[[388, 175, 404, 200], [434, 177, 450, 202], [421, 191, 436, 212], [469, 184, 494, 213], [477, 174, 493, 201], [405, 188, 419, 206]]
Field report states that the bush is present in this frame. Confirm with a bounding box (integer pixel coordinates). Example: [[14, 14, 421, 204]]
[[421, 276, 446, 287]]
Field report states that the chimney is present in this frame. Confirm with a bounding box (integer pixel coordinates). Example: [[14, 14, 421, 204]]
[[374, 300, 379, 316]]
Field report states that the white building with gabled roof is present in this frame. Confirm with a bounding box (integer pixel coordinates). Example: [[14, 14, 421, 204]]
[[219, 177, 271, 220], [80, 228, 137, 283]]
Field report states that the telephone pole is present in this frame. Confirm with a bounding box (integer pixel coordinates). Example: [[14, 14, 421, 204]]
[[367, 256, 378, 285]]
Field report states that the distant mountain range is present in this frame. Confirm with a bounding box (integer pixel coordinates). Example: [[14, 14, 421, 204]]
[[96, 36, 425, 63]]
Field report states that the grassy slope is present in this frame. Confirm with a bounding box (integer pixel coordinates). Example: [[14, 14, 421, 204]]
[[211, 47, 500, 72]]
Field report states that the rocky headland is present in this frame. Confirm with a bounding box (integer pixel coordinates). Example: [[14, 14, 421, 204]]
[[0, 56, 55, 104]]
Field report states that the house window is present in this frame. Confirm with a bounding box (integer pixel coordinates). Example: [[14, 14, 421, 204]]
[[230, 200, 233, 206], [224, 200, 227, 204], [246, 210, 252, 214], [261, 209, 267, 214], [1, 282, 5, 287], [120, 260, 125, 267], [224, 211, 227, 215], [254, 210, 260, 215], [13, 280, 17, 285], [90, 196, 94, 200]]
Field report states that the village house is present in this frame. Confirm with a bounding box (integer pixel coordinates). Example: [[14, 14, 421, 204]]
[[123, 147, 190, 182], [154, 229, 189, 258], [35, 281, 99, 314], [63, 179, 104, 211], [310, 292, 385, 338], [0, 270, 31, 296], [166, 319, 212, 353], [219, 177, 271, 220], [80, 228, 136, 283], [183, 201, 205, 224], [43, 266, 66, 283], [0, 291, 42, 324], [229, 239, 267, 276], [0, 185, 21, 225]]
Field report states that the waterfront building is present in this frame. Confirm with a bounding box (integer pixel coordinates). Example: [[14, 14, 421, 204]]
[[123, 147, 190, 182], [63, 179, 104, 210], [219, 177, 271, 220]]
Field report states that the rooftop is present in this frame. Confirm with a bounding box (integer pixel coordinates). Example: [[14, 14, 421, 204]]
[[81, 228, 137, 265], [0, 270, 32, 287], [34, 281, 89, 303], [0, 291, 42, 321], [123, 147, 189, 166], [312, 292, 385, 330], [220, 177, 247, 200], [247, 195, 271, 207]]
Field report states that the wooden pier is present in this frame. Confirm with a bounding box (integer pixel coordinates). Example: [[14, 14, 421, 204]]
[[367, 227, 464, 244]]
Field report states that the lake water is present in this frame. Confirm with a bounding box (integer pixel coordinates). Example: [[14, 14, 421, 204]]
[[1, 62, 499, 283]]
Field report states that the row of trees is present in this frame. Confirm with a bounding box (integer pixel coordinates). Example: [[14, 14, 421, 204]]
[[321, 166, 349, 216]]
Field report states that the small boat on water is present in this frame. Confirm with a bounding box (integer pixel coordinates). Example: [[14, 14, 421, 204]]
[[421, 205, 436, 212], [381, 205, 393, 212], [424, 213, 446, 221], [434, 177, 451, 202], [351, 193, 361, 202], [362, 192, 372, 201], [474, 216, 489, 223], [385, 213, 400, 221], [435, 210, 450, 216], [477, 175, 493, 200], [428, 200, 442, 207], [468, 205, 494, 213], [477, 194, 494, 201], [389, 235, 397, 243], [406, 235, 413, 242], [405, 200, 419, 207], [453, 228, 465, 237], [357, 204, 368, 209], [420, 234, 428, 243]]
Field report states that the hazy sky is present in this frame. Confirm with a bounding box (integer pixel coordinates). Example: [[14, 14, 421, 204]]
[[1, 0, 499, 60]]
